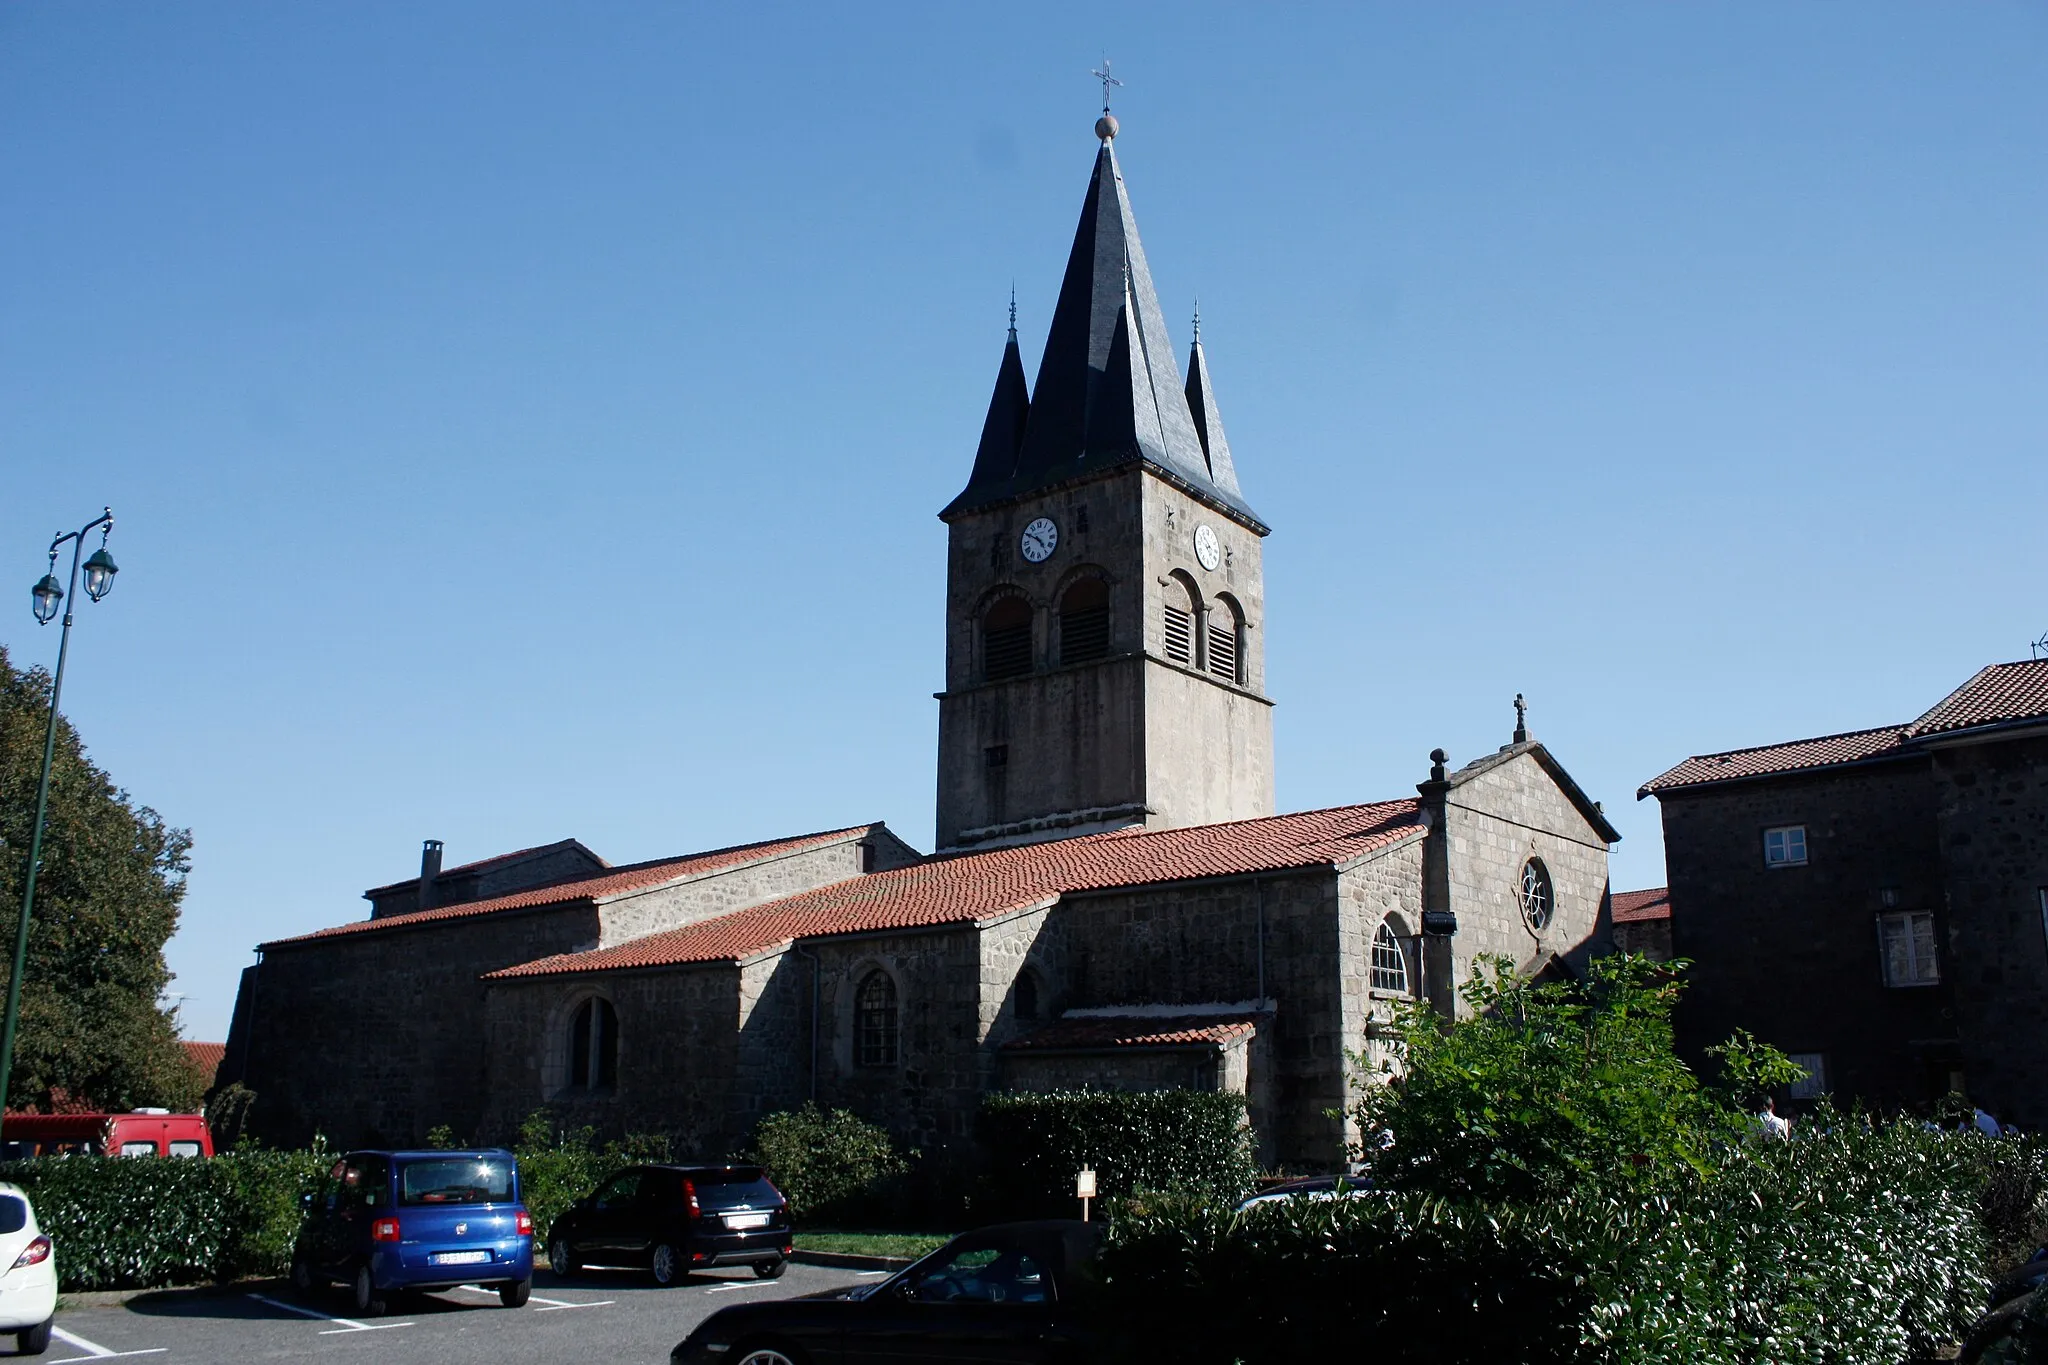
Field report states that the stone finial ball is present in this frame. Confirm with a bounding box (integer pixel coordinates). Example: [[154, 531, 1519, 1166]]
[[1095, 113, 1119, 141], [1430, 748, 1448, 764]]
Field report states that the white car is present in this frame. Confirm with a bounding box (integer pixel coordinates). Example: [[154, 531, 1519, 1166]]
[[0, 1182, 55, 1355]]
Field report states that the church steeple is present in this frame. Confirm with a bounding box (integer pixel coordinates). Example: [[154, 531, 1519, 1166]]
[[1184, 316, 1244, 502], [944, 123, 1262, 530], [965, 310, 1030, 490]]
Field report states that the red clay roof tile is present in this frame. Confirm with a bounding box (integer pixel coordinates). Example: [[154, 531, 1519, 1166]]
[[182, 1041, 227, 1081], [1638, 725, 1910, 796], [1002, 1012, 1261, 1051], [1907, 659, 2048, 738], [1611, 887, 1670, 923], [487, 800, 1424, 980]]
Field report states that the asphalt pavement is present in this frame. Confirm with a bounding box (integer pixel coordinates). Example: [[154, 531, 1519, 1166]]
[[37, 1263, 876, 1364]]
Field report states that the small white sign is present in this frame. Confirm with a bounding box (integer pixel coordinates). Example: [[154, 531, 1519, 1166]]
[[1075, 1169, 1097, 1199]]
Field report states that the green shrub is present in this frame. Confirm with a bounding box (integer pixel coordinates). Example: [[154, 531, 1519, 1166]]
[[740, 1103, 908, 1222], [977, 1089, 1255, 1219]]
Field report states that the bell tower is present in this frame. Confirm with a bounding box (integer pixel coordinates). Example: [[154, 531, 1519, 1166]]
[[933, 114, 1275, 852]]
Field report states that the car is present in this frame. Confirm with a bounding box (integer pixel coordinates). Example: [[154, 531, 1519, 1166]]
[[1, 1109, 213, 1158], [548, 1163, 792, 1286], [0, 1182, 56, 1355], [1959, 1280, 2048, 1364], [1235, 1174, 1373, 1210], [289, 1148, 533, 1316], [670, 1220, 1106, 1365], [1990, 1244, 2048, 1309]]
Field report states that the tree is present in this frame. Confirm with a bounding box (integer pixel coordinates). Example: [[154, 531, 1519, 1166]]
[[1352, 953, 1799, 1202], [0, 643, 201, 1113]]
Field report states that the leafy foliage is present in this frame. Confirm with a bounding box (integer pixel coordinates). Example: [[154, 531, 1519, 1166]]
[[1353, 953, 1800, 1200], [0, 644, 200, 1112], [740, 1102, 908, 1222], [977, 1089, 1255, 1219]]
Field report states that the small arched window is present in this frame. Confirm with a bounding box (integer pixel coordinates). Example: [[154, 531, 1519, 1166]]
[[1162, 576, 1197, 667], [1207, 598, 1242, 684], [1519, 859, 1554, 932], [1370, 923, 1409, 993], [856, 970, 900, 1068], [983, 597, 1033, 681], [1015, 972, 1040, 1022], [568, 997, 618, 1091], [1058, 578, 1110, 665]]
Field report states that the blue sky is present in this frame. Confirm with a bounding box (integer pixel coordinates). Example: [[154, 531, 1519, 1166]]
[[3, 3, 2043, 1043]]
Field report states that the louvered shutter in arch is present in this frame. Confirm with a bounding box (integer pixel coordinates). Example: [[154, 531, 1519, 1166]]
[[983, 596, 1033, 680], [1059, 578, 1111, 665]]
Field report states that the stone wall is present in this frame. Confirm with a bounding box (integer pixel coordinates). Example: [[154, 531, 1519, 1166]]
[[1933, 733, 2048, 1127], [597, 831, 913, 947], [1613, 917, 1673, 961], [1001, 1038, 1243, 1095]]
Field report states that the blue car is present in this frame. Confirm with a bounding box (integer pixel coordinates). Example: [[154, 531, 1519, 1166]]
[[290, 1148, 534, 1315]]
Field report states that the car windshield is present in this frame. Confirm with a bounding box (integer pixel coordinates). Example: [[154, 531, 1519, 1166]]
[[398, 1158, 515, 1205]]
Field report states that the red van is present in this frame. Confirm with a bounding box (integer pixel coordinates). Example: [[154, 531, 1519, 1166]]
[[1, 1110, 214, 1158]]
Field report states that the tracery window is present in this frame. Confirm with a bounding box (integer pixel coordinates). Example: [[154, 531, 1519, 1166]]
[[983, 597, 1033, 681], [1058, 578, 1110, 665], [568, 997, 618, 1091], [1519, 859, 1554, 932], [856, 970, 900, 1068], [1370, 923, 1409, 993]]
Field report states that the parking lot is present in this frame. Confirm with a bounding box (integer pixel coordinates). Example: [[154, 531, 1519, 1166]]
[[36, 1263, 877, 1363]]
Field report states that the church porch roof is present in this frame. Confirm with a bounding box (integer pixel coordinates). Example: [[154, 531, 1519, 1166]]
[[485, 799, 1424, 979], [1002, 1011, 1260, 1052]]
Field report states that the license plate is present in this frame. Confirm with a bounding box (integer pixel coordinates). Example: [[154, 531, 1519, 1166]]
[[724, 1213, 771, 1230], [430, 1250, 491, 1265]]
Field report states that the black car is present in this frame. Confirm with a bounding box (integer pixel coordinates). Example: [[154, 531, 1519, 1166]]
[[670, 1220, 1106, 1365], [548, 1164, 791, 1287]]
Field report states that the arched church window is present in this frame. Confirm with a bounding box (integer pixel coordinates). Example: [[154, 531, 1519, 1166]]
[[1519, 859, 1554, 932], [1370, 923, 1409, 993], [1015, 971, 1040, 1022], [983, 597, 1033, 681], [1058, 578, 1110, 665], [568, 997, 618, 1091], [1162, 577, 1197, 667], [1208, 597, 1243, 684], [856, 970, 900, 1068]]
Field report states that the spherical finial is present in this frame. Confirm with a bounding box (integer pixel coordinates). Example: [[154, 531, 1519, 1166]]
[[1095, 113, 1119, 142], [1430, 748, 1447, 765]]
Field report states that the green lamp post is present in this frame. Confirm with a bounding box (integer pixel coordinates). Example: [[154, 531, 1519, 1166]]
[[1, 509, 119, 1124]]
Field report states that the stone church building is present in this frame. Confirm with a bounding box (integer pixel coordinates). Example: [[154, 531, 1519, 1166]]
[[226, 115, 1623, 1170]]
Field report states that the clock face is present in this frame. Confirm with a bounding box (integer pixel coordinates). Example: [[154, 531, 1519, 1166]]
[[1019, 517, 1059, 564], [1193, 524, 1221, 572]]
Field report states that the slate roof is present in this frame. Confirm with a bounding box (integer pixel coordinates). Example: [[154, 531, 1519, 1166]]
[[943, 131, 1263, 530], [486, 800, 1425, 979], [265, 826, 876, 949], [1639, 659, 2048, 798], [1611, 888, 1671, 924], [1003, 1012, 1262, 1051]]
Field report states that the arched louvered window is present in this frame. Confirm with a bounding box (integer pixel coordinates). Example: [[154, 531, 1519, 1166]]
[[983, 596, 1033, 681], [1370, 923, 1409, 993], [1208, 598, 1243, 684], [1059, 578, 1110, 665], [568, 997, 618, 1091], [1163, 576, 1197, 667], [856, 970, 900, 1068]]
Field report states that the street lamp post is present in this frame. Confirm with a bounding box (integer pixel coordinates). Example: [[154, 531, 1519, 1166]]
[[0, 509, 119, 1122]]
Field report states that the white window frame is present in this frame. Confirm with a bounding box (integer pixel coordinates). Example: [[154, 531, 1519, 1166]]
[[1877, 910, 1940, 987], [1786, 1053, 1828, 1100], [1763, 825, 1808, 868], [1369, 922, 1410, 994]]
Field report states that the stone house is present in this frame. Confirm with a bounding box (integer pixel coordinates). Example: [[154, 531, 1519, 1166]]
[[1639, 659, 2048, 1125], [225, 112, 1623, 1170]]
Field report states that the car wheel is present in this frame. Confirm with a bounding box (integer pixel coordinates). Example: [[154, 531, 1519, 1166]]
[[549, 1235, 578, 1277], [16, 1317, 52, 1355], [290, 1253, 317, 1293], [498, 1276, 532, 1308], [350, 1263, 387, 1317], [752, 1257, 787, 1280], [650, 1242, 683, 1287], [732, 1342, 804, 1365]]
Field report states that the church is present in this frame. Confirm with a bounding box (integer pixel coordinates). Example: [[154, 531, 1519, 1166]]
[[224, 111, 1622, 1172]]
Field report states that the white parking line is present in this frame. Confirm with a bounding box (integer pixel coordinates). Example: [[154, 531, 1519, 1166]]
[[453, 1283, 613, 1311], [705, 1281, 779, 1293], [49, 1324, 167, 1359], [244, 1291, 415, 1334]]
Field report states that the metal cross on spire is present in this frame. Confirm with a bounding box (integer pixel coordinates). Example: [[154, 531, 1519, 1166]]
[[1090, 59, 1123, 115], [1008, 284, 1018, 336]]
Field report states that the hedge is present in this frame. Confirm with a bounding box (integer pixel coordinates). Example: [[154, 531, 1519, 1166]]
[[977, 1089, 1256, 1219], [1100, 1118, 2009, 1365]]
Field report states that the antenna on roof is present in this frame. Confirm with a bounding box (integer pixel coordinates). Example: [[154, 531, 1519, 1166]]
[[2033, 630, 2048, 662]]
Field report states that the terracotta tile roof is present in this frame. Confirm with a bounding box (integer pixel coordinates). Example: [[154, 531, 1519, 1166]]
[[1906, 660, 2048, 738], [1638, 725, 1910, 796], [266, 826, 875, 949], [1003, 1012, 1262, 1051], [182, 1041, 226, 1082], [361, 838, 603, 897], [487, 800, 1425, 979], [1611, 888, 1670, 923]]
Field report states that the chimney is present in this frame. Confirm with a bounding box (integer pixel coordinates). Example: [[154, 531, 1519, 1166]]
[[418, 840, 444, 911]]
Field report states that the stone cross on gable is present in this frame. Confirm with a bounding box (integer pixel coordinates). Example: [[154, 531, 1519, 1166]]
[[1513, 694, 1529, 745]]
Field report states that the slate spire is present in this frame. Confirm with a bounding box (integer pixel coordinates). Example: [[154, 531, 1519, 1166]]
[[944, 122, 1262, 528], [1183, 315, 1244, 502], [965, 307, 1031, 491]]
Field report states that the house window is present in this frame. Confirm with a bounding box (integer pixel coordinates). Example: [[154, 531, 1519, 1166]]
[[1519, 859, 1554, 931], [1207, 600, 1242, 684], [1058, 578, 1110, 665], [856, 970, 899, 1068], [1015, 972, 1040, 1022], [1763, 825, 1808, 867], [1370, 922, 1409, 993], [1877, 911, 1940, 987], [568, 997, 618, 1091], [982, 597, 1033, 681], [1786, 1053, 1828, 1099]]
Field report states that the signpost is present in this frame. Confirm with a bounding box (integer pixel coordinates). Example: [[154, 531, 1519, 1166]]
[[1076, 1168, 1097, 1222]]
